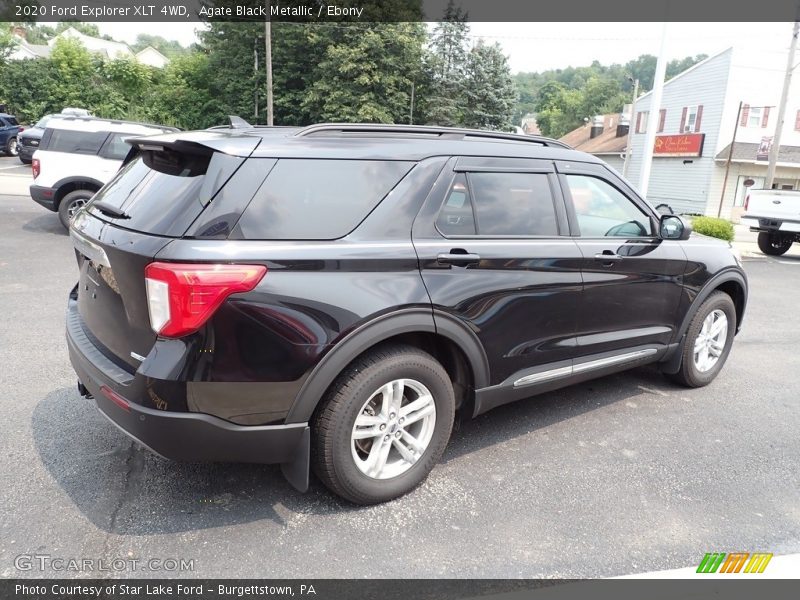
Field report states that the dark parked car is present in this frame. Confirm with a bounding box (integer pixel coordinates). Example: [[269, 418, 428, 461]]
[[17, 114, 52, 164], [0, 113, 22, 156], [67, 124, 748, 504]]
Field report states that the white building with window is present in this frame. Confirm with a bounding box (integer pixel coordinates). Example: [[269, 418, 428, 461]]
[[626, 47, 800, 220]]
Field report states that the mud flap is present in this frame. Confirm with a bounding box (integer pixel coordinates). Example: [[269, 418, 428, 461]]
[[281, 426, 310, 492]]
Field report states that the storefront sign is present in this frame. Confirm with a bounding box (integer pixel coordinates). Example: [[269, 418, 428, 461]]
[[653, 133, 705, 157]]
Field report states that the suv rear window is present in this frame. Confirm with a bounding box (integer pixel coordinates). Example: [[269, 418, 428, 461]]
[[234, 159, 413, 240], [86, 147, 245, 237], [3, 116, 19, 126], [44, 129, 108, 154]]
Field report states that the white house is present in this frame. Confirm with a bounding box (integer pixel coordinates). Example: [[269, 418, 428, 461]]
[[49, 26, 134, 60], [626, 47, 800, 220], [7, 26, 170, 68], [135, 46, 170, 69]]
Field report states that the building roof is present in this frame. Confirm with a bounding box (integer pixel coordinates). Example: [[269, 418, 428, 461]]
[[49, 27, 134, 59], [716, 142, 800, 165], [559, 114, 628, 155], [9, 37, 52, 59], [634, 48, 733, 103]]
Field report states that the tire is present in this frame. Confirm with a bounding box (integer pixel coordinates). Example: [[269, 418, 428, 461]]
[[670, 291, 736, 388], [6, 137, 18, 157], [57, 189, 95, 229], [311, 344, 455, 504], [757, 232, 792, 256]]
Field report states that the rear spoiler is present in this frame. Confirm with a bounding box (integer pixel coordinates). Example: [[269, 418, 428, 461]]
[[122, 133, 262, 166]]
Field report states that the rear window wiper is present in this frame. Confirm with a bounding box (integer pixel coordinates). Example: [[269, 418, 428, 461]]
[[91, 201, 130, 219]]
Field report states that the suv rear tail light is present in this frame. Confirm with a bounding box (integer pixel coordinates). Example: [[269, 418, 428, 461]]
[[144, 262, 267, 338], [32, 158, 40, 179], [744, 194, 749, 211]]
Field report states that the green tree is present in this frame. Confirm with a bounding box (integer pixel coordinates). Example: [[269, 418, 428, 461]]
[[302, 23, 425, 123], [423, 0, 470, 126], [49, 37, 96, 107], [463, 41, 517, 130], [0, 26, 16, 62]]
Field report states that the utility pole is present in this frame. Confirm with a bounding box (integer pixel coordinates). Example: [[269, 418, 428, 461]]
[[765, 20, 799, 188], [265, 0, 274, 126], [409, 83, 415, 125], [638, 22, 668, 196], [622, 78, 639, 178], [717, 101, 743, 217], [254, 37, 259, 120]]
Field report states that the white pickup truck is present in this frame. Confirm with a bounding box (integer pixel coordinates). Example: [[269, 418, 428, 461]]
[[741, 189, 800, 255]]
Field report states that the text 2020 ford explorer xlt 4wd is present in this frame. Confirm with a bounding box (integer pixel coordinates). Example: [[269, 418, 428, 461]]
[[67, 123, 747, 504]]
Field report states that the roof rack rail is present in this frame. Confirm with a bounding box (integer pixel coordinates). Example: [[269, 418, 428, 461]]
[[294, 123, 570, 149], [48, 114, 179, 132]]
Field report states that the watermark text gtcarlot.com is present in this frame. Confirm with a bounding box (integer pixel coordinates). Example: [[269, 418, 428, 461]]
[[14, 554, 195, 573]]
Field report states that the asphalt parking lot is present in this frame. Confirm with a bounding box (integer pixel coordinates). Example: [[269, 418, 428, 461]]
[[0, 170, 799, 579]]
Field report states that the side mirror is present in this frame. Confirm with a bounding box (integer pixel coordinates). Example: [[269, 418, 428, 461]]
[[660, 214, 692, 240]]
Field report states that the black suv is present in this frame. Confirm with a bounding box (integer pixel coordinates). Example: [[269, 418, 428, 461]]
[[67, 124, 747, 504]]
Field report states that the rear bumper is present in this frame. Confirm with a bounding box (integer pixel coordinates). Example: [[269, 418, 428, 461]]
[[741, 215, 800, 234], [30, 184, 56, 211], [65, 294, 310, 490]]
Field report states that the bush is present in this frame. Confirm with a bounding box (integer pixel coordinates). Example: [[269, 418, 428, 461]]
[[691, 216, 735, 242]]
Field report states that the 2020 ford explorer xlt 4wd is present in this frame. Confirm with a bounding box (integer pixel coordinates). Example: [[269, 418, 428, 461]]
[[67, 123, 747, 504]]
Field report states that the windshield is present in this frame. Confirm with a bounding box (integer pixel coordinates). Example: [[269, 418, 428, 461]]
[[35, 115, 52, 129]]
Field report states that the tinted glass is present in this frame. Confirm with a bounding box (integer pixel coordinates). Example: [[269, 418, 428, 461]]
[[436, 174, 477, 236], [45, 129, 108, 154], [86, 150, 227, 237], [236, 159, 413, 240], [4, 117, 19, 126], [470, 172, 558, 236], [565, 174, 653, 237], [102, 133, 135, 160]]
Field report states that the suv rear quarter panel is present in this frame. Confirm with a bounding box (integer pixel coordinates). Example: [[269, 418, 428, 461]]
[[152, 157, 449, 425]]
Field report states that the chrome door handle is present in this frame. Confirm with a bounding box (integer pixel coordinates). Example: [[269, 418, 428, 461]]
[[437, 251, 481, 267], [594, 253, 622, 260]]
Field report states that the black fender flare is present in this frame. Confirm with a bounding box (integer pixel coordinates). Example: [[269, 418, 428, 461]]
[[661, 268, 748, 374], [284, 308, 490, 423], [52, 176, 105, 205]]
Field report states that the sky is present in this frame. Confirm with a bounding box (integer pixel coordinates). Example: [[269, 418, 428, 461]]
[[90, 21, 796, 74]]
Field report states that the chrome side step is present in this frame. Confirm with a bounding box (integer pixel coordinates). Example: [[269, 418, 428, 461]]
[[513, 348, 658, 388]]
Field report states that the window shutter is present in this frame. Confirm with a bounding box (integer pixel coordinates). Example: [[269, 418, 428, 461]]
[[741, 104, 750, 126], [694, 105, 703, 132], [679, 107, 687, 133], [795, 110, 800, 131], [658, 109, 666, 133], [636, 111, 642, 133], [762, 106, 770, 128]]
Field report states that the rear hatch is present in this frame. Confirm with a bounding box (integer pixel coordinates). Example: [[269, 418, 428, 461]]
[[70, 134, 259, 372], [745, 189, 800, 221]]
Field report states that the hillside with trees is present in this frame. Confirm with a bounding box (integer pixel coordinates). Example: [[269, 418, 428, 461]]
[[515, 53, 708, 137]]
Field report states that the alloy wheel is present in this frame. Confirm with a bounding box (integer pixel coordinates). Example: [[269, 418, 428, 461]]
[[693, 309, 728, 372], [351, 378, 437, 480]]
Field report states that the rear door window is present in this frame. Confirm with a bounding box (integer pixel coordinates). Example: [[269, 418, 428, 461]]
[[44, 129, 108, 154], [99, 133, 137, 160], [234, 159, 414, 240], [436, 171, 559, 237]]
